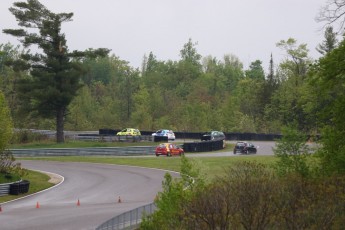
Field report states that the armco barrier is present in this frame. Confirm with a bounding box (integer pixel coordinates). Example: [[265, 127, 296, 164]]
[[11, 146, 156, 157], [75, 134, 152, 142], [96, 203, 156, 230], [0, 182, 12, 196]]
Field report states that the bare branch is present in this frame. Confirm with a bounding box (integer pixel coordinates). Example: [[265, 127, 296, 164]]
[[317, 0, 345, 33]]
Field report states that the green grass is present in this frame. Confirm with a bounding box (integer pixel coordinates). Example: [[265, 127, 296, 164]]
[[0, 173, 21, 184], [19, 155, 276, 179], [0, 170, 53, 203], [10, 140, 161, 149]]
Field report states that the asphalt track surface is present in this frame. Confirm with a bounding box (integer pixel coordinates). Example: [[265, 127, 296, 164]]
[[0, 161, 179, 230], [0, 141, 276, 230]]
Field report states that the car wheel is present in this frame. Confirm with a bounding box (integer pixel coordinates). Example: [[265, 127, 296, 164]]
[[156, 154, 159, 157], [167, 152, 171, 157]]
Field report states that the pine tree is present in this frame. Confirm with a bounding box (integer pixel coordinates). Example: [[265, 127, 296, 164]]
[[316, 26, 338, 55], [3, 0, 109, 143]]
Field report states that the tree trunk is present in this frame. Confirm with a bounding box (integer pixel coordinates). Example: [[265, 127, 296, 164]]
[[56, 107, 65, 143]]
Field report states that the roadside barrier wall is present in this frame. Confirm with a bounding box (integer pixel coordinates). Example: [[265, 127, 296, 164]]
[[98, 129, 283, 141], [9, 180, 30, 195], [0, 180, 30, 196], [183, 140, 224, 152], [11, 147, 156, 157]]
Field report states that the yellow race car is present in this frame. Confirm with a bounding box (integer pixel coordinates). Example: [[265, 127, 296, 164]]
[[116, 128, 141, 136]]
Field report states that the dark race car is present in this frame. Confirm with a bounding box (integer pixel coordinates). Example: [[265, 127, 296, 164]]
[[201, 131, 225, 141], [233, 141, 257, 154]]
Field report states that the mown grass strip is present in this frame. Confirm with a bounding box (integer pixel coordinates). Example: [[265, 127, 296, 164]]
[[0, 170, 54, 203], [18, 155, 276, 179], [10, 140, 158, 149]]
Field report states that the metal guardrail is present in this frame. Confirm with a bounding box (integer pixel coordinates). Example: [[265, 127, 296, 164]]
[[0, 180, 22, 196], [11, 146, 156, 157], [0, 182, 11, 196], [96, 203, 156, 230], [73, 135, 153, 142]]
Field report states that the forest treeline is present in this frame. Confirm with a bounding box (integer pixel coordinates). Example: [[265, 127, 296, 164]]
[[0, 35, 334, 134]]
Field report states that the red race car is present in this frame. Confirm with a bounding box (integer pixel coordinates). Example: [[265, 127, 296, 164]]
[[155, 143, 184, 157]]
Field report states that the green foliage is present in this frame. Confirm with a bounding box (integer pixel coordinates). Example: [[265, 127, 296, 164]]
[[316, 26, 338, 55], [273, 126, 312, 177], [317, 126, 345, 175], [0, 33, 331, 137], [245, 60, 265, 80], [148, 161, 345, 229], [11, 129, 48, 144], [0, 170, 20, 183], [0, 92, 13, 151], [140, 156, 206, 229], [3, 0, 109, 143], [309, 36, 345, 175], [0, 34, 287, 134]]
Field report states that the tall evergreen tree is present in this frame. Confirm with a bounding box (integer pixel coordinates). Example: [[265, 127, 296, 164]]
[[3, 0, 109, 143], [316, 26, 338, 55]]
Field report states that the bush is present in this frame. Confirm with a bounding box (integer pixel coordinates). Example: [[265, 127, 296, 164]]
[[145, 161, 345, 229], [182, 162, 279, 230], [0, 150, 27, 177], [11, 129, 49, 144], [273, 126, 312, 178], [0, 172, 20, 183]]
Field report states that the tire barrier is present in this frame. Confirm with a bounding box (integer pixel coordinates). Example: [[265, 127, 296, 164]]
[[99, 129, 118, 135], [183, 140, 225, 152], [153, 136, 168, 142], [9, 180, 30, 195], [0, 180, 30, 196]]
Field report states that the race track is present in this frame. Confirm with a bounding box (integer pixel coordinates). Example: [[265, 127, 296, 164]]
[[0, 141, 277, 229], [0, 161, 177, 230]]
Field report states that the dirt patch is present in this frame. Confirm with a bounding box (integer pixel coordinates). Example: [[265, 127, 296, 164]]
[[45, 172, 63, 184]]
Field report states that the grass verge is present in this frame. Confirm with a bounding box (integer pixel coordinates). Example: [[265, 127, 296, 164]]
[[0, 170, 54, 203], [10, 140, 182, 149], [18, 154, 276, 180]]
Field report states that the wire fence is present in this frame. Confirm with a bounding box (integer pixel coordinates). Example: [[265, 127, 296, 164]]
[[96, 202, 156, 230]]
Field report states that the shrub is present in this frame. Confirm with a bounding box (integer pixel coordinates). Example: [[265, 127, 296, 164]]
[[11, 129, 49, 144], [273, 126, 312, 177]]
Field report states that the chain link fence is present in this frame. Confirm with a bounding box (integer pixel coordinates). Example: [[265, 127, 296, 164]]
[[96, 202, 156, 230]]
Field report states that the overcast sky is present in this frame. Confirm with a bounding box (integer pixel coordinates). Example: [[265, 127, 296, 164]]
[[0, 0, 329, 72]]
